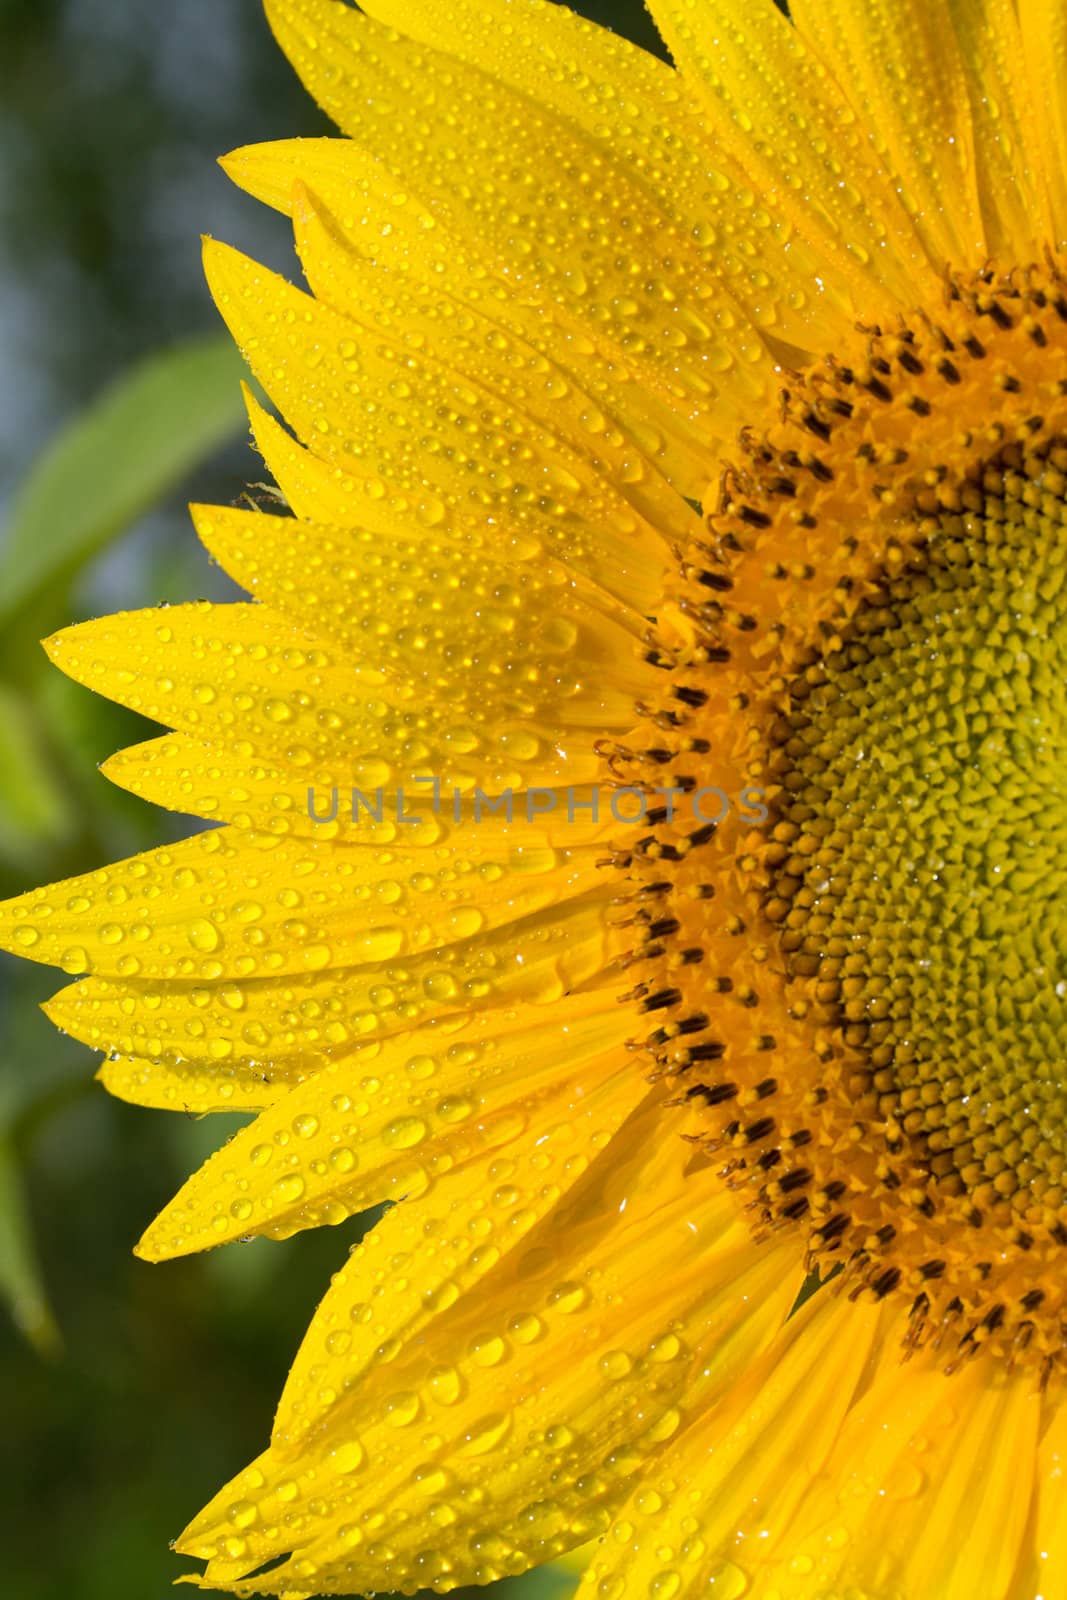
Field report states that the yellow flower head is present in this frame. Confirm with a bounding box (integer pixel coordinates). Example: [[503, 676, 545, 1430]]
[[4, 0, 1067, 1595]]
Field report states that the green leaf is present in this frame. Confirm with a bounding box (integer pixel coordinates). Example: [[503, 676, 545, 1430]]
[[0, 333, 247, 625], [489, 1557, 586, 1600], [0, 682, 76, 865], [0, 1130, 60, 1356]]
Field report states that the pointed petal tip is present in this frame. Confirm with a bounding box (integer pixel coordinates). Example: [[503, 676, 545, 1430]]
[[289, 177, 316, 224], [40, 627, 66, 663], [0, 892, 34, 962], [134, 1193, 202, 1264], [172, 1562, 216, 1589], [96, 749, 125, 786], [217, 145, 251, 182], [200, 233, 227, 272], [0, 878, 91, 971]]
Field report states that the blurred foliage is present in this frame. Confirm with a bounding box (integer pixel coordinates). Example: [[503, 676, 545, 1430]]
[[0, 3, 659, 1597], [0, 335, 248, 633]]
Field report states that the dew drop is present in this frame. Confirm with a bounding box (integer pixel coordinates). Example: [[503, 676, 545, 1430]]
[[649, 1572, 680, 1600], [273, 1174, 306, 1204], [649, 1332, 682, 1363], [423, 972, 459, 1002], [508, 1312, 544, 1344], [188, 919, 220, 953], [709, 1562, 749, 1598], [429, 1364, 464, 1406], [60, 946, 89, 974], [382, 1116, 428, 1150], [599, 1350, 634, 1381], [436, 1095, 474, 1124], [550, 1280, 588, 1314], [331, 1441, 365, 1475], [384, 1390, 421, 1427], [460, 1411, 512, 1455], [228, 1499, 258, 1530], [469, 1334, 506, 1367]]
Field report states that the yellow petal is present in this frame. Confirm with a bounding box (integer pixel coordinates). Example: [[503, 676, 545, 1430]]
[[176, 1099, 804, 1594], [101, 733, 617, 846], [101, 731, 313, 833], [204, 238, 674, 610], [328, 0, 852, 356], [98, 1052, 291, 1114], [1030, 1402, 1067, 1598], [223, 145, 724, 501], [258, 0, 779, 426], [190, 503, 655, 710], [44, 602, 627, 791], [1021, 0, 1067, 247], [790, 0, 986, 267], [750, 1344, 1043, 1597], [576, 1288, 887, 1600], [0, 822, 607, 981], [949, 0, 1054, 260], [267, 1074, 657, 1454], [241, 382, 453, 532], [646, 0, 928, 310], [288, 182, 703, 535], [136, 995, 637, 1255], [42, 890, 620, 1066]]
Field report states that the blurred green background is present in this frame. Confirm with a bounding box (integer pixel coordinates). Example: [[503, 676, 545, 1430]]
[[0, 3, 662, 1597]]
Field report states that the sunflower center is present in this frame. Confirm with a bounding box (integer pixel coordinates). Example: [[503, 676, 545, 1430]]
[[622, 260, 1067, 1368], [769, 441, 1067, 1216]]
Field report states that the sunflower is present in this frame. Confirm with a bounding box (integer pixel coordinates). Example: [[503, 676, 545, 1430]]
[[5, 0, 1067, 1593]]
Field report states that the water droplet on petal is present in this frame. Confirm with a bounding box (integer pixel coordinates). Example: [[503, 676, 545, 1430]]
[[331, 1441, 364, 1475], [188, 919, 220, 953], [382, 1116, 428, 1150]]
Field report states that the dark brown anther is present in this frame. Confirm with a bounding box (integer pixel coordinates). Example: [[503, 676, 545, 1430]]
[[982, 298, 1013, 329], [640, 987, 682, 1013], [863, 376, 893, 403], [802, 411, 832, 442], [687, 1040, 726, 1064], [673, 685, 708, 708], [744, 1116, 776, 1143]]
